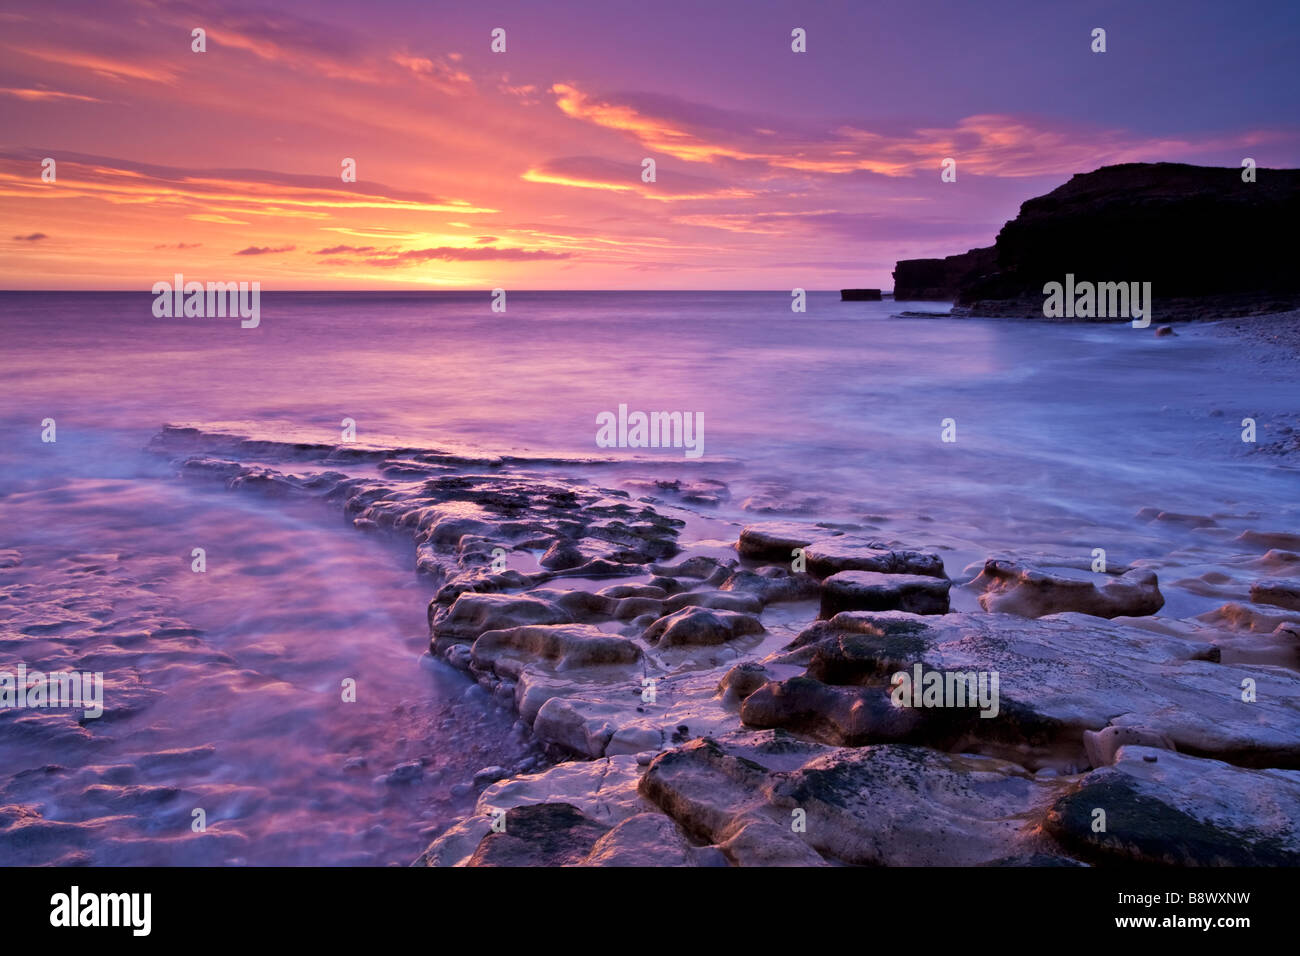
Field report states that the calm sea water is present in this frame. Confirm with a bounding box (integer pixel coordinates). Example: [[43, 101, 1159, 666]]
[[1, 291, 1295, 864]]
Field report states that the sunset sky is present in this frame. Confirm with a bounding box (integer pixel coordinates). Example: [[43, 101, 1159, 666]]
[[3, 0, 1297, 290]]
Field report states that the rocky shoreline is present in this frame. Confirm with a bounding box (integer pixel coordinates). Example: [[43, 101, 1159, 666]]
[[1214, 308, 1300, 361], [147, 423, 1300, 867]]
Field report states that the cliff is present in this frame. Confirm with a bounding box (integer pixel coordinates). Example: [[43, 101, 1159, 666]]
[[892, 246, 997, 300], [893, 162, 1300, 319]]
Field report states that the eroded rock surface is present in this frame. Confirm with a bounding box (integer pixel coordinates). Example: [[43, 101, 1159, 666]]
[[820, 570, 952, 617], [740, 611, 1300, 771], [970, 559, 1164, 618], [150, 427, 1300, 868], [1045, 746, 1300, 866]]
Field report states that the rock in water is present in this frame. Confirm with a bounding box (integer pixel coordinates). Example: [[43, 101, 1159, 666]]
[[642, 606, 765, 646], [737, 521, 839, 561], [802, 537, 947, 579], [1250, 579, 1300, 612], [971, 559, 1163, 618], [819, 571, 952, 616]]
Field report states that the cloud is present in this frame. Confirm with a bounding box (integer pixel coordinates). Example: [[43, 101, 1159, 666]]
[[497, 78, 540, 104], [235, 244, 296, 256], [0, 150, 496, 219], [317, 245, 575, 268], [381, 246, 571, 261], [188, 214, 249, 225], [13, 45, 177, 83], [671, 209, 992, 243], [314, 245, 377, 254], [153, 242, 203, 249], [552, 83, 777, 166], [522, 155, 753, 201], [12, 231, 46, 241], [0, 87, 103, 103], [549, 82, 1260, 178], [390, 52, 473, 94]]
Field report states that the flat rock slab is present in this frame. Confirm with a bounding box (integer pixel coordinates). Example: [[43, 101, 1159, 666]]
[[1045, 746, 1300, 865], [579, 812, 708, 867], [466, 803, 611, 866], [638, 731, 1073, 866], [803, 538, 946, 580], [417, 758, 709, 867], [416, 755, 651, 865], [820, 571, 952, 617], [521, 668, 746, 758], [737, 522, 843, 562], [743, 611, 1300, 771]]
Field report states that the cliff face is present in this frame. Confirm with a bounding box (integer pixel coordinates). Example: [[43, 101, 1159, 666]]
[[894, 162, 1300, 318], [892, 246, 997, 300]]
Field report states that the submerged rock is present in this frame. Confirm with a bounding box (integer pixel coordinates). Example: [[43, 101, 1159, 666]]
[[384, 760, 424, 785], [1251, 579, 1300, 612], [970, 559, 1163, 618]]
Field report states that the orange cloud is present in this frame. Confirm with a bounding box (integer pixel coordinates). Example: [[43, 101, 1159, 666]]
[[13, 46, 176, 83], [522, 156, 754, 202], [550, 83, 1262, 179], [0, 154, 496, 219], [0, 87, 103, 102], [390, 52, 473, 94]]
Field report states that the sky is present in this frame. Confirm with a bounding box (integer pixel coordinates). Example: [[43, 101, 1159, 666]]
[[2, 0, 1297, 290]]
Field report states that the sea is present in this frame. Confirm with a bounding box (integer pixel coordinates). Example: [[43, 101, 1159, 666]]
[[1, 290, 1295, 864]]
